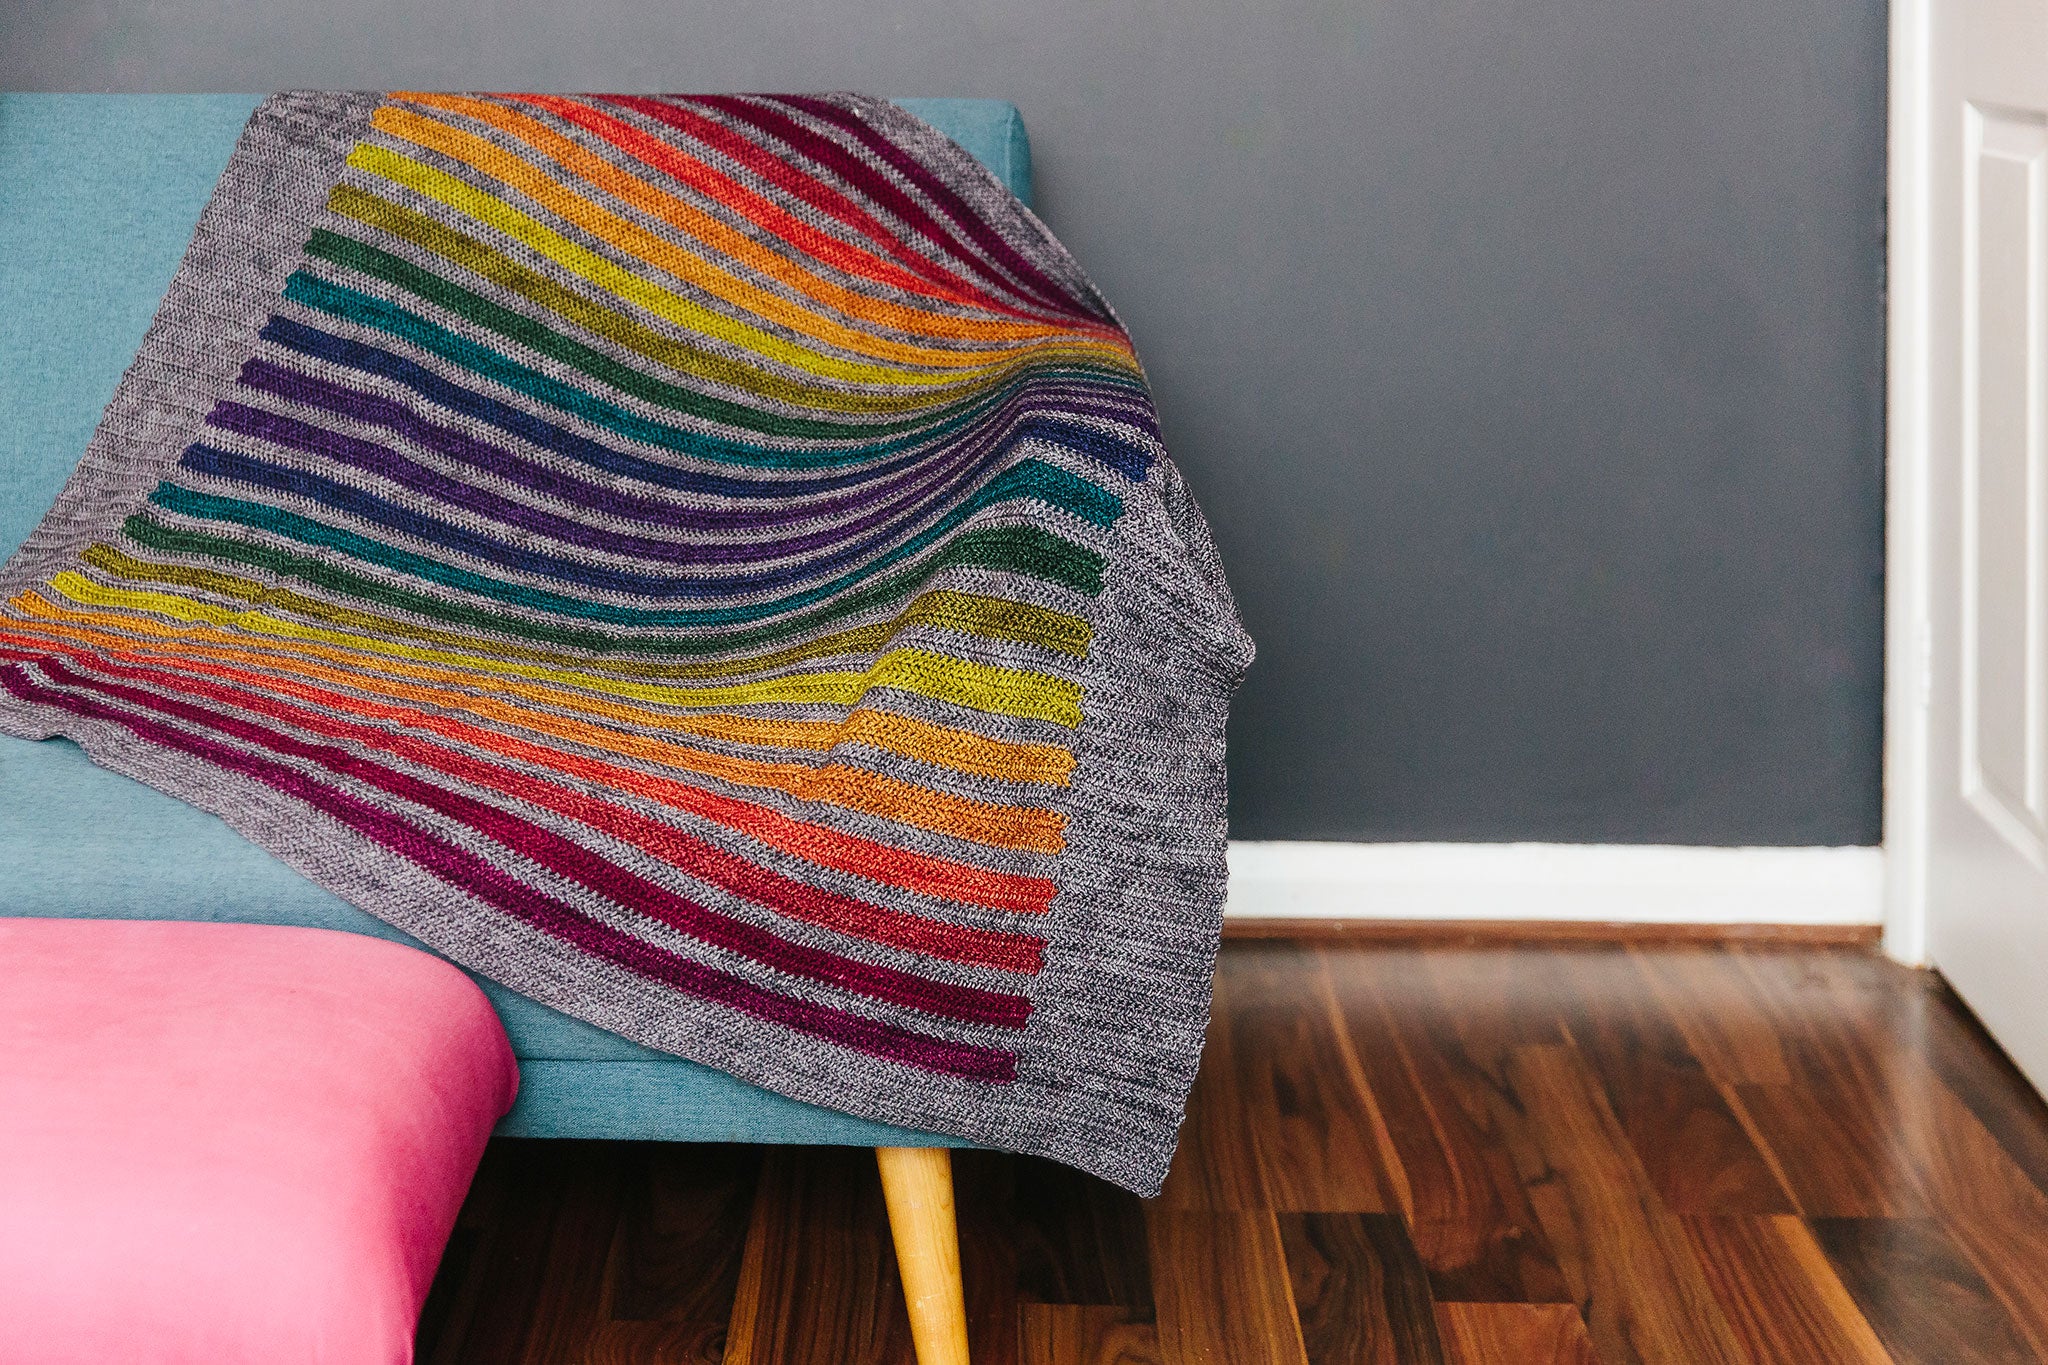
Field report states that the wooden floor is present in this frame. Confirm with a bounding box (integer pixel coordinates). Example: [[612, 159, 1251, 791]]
[[417, 940, 2048, 1364]]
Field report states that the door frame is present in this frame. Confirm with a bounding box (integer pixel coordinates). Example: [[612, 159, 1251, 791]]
[[1883, 0, 1935, 966]]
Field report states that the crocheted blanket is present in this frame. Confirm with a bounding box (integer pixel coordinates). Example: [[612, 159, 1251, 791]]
[[0, 92, 1251, 1192]]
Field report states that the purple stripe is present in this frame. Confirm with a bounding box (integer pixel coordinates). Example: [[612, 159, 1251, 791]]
[[0, 659, 1018, 1081], [23, 656, 1030, 1031], [239, 357, 1149, 531]]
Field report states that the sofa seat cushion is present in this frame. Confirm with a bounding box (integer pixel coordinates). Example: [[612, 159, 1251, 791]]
[[0, 918, 518, 1365], [0, 733, 659, 1061]]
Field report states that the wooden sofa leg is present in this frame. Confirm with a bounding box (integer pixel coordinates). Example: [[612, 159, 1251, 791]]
[[875, 1146, 971, 1365]]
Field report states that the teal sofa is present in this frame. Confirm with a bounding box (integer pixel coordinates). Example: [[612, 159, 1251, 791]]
[[0, 94, 1033, 1150]]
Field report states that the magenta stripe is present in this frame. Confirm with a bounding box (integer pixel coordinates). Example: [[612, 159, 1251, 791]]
[[35, 654, 1028, 1028], [0, 660, 1016, 1081]]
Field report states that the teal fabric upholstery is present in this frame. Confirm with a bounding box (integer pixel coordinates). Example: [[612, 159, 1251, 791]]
[[894, 98, 1033, 210], [0, 93, 1032, 1147]]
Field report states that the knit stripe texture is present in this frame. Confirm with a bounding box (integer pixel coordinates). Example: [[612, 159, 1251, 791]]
[[0, 91, 1253, 1193]]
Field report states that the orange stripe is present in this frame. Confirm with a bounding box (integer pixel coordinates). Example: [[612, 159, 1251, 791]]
[[673, 710, 1073, 787], [492, 92, 1052, 321]]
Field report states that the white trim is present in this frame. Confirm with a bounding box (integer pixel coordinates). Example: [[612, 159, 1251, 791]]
[[1223, 842, 1886, 926], [1884, 0, 1935, 965]]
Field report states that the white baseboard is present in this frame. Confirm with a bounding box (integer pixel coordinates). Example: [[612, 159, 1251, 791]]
[[1223, 841, 1886, 926]]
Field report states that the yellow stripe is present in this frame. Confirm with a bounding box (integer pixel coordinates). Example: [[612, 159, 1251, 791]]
[[350, 143, 984, 390], [673, 710, 1074, 786], [44, 573, 1083, 726]]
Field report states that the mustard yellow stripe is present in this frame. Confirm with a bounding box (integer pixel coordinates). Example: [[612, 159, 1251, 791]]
[[374, 105, 1099, 372], [350, 143, 982, 390], [44, 573, 1083, 725], [5, 594, 1075, 786]]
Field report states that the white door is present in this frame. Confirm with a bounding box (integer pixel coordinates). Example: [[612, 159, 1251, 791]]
[[1891, 0, 2048, 1091]]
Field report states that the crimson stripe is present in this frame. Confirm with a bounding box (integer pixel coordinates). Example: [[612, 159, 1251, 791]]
[[686, 93, 1083, 318], [0, 658, 1017, 1081], [501, 92, 1051, 321]]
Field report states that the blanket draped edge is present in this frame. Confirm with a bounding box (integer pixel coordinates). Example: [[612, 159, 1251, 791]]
[[0, 91, 1252, 1193]]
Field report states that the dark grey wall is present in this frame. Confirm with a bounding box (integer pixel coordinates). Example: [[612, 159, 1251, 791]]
[[1, 0, 1889, 845]]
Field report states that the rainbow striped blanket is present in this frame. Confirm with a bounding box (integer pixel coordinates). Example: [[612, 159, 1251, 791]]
[[0, 92, 1250, 1192]]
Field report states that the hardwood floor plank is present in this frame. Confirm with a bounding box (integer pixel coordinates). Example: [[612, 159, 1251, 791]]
[[1605, 1059, 1795, 1215], [1937, 1203, 2048, 1361], [1277, 1213, 1446, 1365], [413, 942, 2048, 1365], [1678, 1215, 1892, 1365], [1420, 947, 1571, 1079], [1323, 946, 1571, 1303], [1432, 1303, 1596, 1365], [955, 1149, 1025, 1365], [1146, 1209, 1308, 1365], [1730, 1080, 1922, 1218], [428, 1140, 577, 1365], [1020, 1307, 1163, 1365], [1157, 960, 1266, 1212], [1014, 1155, 1153, 1310], [1227, 942, 1398, 1212], [1918, 975, 2048, 1200], [1811, 1217, 2035, 1365], [1550, 949, 1793, 1215], [1507, 1043, 1749, 1365], [520, 1143, 631, 1365], [609, 1145, 759, 1325], [1630, 945, 1795, 1085], [721, 1147, 914, 1365]]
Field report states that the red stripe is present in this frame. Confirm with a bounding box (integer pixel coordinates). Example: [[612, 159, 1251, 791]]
[[499, 92, 1042, 321], [600, 94, 1056, 319], [708, 94, 1092, 320]]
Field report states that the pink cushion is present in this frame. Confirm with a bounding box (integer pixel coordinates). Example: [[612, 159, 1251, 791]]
[[0, 919, 518, 1365]]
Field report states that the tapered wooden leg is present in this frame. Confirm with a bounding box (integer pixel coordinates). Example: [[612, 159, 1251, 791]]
[[875, 1145, 971, 1365]]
